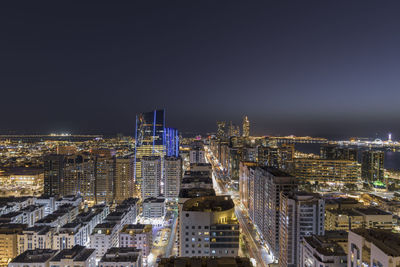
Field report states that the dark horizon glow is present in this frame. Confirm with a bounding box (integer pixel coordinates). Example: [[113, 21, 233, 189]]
[[1, 1, 400, 139]]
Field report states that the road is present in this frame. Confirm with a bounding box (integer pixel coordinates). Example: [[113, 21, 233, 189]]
[[205, 147, 273, 267]]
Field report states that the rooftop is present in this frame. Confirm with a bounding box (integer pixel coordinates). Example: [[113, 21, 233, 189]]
[[158, 257, 253, 267], [183, 196, 234, 212], [179, 188, 216, 199], [351, 228, 400, 257], [182, 177, 212, 184], [22, 225, 53, 235], [353, 207, 392, 216], [262, 167, 293, 177], [303, 231, 348, 256], [143, 197, 165, 203], [100, 247, 141, 263], [10, 249, 57, 263], [50, 245, 95, 262], [121, 224, 152, 233]]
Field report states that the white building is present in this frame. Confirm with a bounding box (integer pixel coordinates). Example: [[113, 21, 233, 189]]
[[35, 196, 55, 216], [8, 249, 57, 267], [301, 231, 348, 267], [53, 222, 88, 250], [142, 197, 165, 219], [49, 245, 96, 267], [20, 205, 45, 227], [141, 156, 162, 199], [55, 195, 82, 210], [348, 228, 400, 267], [99, 248, 142, 267], [190, 149, 206, 164], [90, 222, 119, 260], [17, 226, 54, 254], [279, 192, 325, 267], [179, 195, 239, 257], [164, 156, 182, 199], [120, 224, 153, 257]]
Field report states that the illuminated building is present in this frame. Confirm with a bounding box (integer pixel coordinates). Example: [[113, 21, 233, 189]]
[[142, 197, 165, 219], [348, 229, 400, 267], [119, 224, 153, 257], [17, 226, 54, 254], [90, 222, 119, 260], [361, 150, 384, 185], [141, 156, 162, 199], [216, 121, 227, 140], [158, 257, 253, 267], [179, 195, 239, 257], [114, 154, 134, 203], [99, 247, 142, 267], [63, 153, 96, 202], [242, 116, 250, 137], [43, 154, 65, 196], [301, 231, 347, 267], [228, 121, 240, 137], [190, 148, 206, 164], [164, 156, 182, 199], [93, 150, 115, 204], [325, 207, 393, 231], [257, 144, 294, 170], [247, 167, 297, 258], [239, 162, 257, 210], [53, 222, 87, 250], [289, 158, 360, 185], [20, 205, 45, 227], [134, 109, 166, 181], [5, 168, 44, 187], [8, 249, 58, 267], [279, 192, 325, 267], [49, 245, 96, 267], [0, 224, 26, 266], [165, 127, 179, 157], [320, 144, 357, 161]]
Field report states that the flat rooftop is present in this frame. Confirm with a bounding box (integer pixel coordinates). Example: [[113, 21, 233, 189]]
[[353, 207, 391, 216], [262, 167, 292, 177], [10, 249, 57, 263], [100, 248, 141, 263], [179, 188, 216, 199], [158, 257, 253, 267], [183, 196, 234, 212], [50, 245, 95, 262], [352, 228, 400, 257]]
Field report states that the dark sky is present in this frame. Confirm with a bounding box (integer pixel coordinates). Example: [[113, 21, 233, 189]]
[[1, 1, 400, 139]]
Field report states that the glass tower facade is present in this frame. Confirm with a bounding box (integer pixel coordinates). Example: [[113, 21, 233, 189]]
[[165, 127, 179, 157], [134, 109, 166, 180]]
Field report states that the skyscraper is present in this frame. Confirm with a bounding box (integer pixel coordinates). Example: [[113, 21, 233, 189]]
[[93, 150, 115, 204], [141, 156, 162, 199], [43, 154, 65, 196], [242, 116, 250, 137], [134, 109, 166, 181], [216, 121, 226, 139], [361, 150, 384, 185], [165, 127, 179, 157], [279, 192, 325, 267], [164, 156, 182, 199], [115, 154, 135, 204]]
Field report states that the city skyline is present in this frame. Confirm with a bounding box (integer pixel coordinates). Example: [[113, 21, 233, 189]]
[[1, 1, 400, 138]]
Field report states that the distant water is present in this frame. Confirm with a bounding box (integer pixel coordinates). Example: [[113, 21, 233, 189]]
[[295, 143, 400, 170]]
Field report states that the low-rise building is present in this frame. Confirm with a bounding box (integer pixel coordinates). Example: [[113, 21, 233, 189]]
[[142, 197, 165, 219], [348, 228, 400, 267], [90, 222, 119, 259], [20, 205, 45, 227], [17, 226, 54, 254], [301, 231, 348, 267], [120, 224, 152, 257], [98, 247, 142, 267], [53, 222, 88, 250], [0, 224, 27, 266], [158, 257, 253, 267], [8, 249, 58, 267], [49, 245, 96, 267]]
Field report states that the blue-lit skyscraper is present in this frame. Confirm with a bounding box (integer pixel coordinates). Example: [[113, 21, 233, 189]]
[[134, 109, 166, 180], [165, 127, 179, 157]]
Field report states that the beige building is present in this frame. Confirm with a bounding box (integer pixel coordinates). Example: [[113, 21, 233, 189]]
[[348, 229, 400, 267], [115, 155, 134, 203], [0, 224, 26, 266], [119, 224, 153, 257]]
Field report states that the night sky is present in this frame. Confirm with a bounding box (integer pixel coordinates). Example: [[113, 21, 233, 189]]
[[1, 1, 400, 139]]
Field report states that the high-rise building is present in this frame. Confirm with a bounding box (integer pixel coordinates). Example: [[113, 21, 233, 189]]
[[279, 192, 325, 267], [43, 154, 65, 196], [216, 121, 227, 140], [242, 116, 250, 137], [165, 127, 179, 157], [114, 155, 134, 204], [247, 167, 298, 258], [93, 150, 115, 204], [134, 109, 166, 180], [164, 156, 182, 199], [141, 156, 162, 199], [179, 196, 239, 257], [320, 144, 357, 161], [361, 150, 384, 185]]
